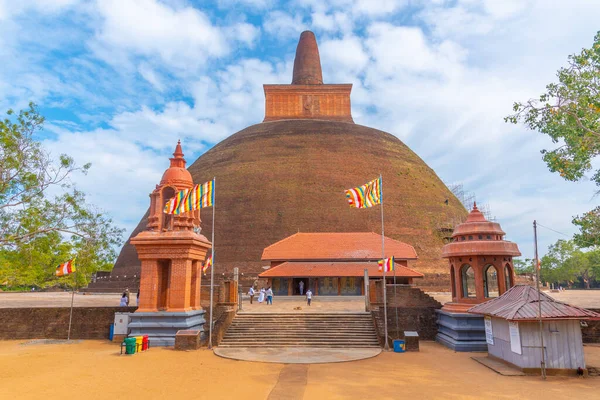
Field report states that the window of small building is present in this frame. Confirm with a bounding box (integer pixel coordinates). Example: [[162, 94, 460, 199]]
[[504, 264, 513, 290], [487, 235, 491, 240], [450, 265, 456, 298], [468, 235, 473, 240], [478, 234, 483, 240], [461, 265, 476, 298], [484, 265, 499, 298]]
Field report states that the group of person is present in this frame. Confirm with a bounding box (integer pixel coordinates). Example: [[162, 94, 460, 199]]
[[119, 288, 139, 307], [248, 286, 273, 305], [247, 281, 312, 306]]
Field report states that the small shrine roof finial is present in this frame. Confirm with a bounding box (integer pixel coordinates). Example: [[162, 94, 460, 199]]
[[473, 201, 478, 210], [292, 31, 323, 85], [173, 139, 184, 158]]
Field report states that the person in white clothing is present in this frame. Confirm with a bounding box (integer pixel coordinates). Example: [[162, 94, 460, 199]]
[[258, 288, 266, 303], [299, 280, 304, 295], [248, 286, 255, 304], [119, 293, 128, 307], [306, 289, 312, 306]]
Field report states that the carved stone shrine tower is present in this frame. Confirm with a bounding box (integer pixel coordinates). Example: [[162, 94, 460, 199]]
[[128, 141, 212, 346], [436, 203, 521, 352]]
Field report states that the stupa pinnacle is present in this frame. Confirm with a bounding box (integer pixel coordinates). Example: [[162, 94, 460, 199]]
[[292, 31, 323, 85]]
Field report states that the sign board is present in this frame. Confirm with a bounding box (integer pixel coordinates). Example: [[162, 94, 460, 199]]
[[484, 316, 494, 345], [509, 321, 522, 355]]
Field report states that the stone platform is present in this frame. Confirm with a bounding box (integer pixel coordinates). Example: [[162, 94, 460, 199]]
[[128, 310, 206, 347], [435, 310, 487, 352], [214, 346, 381, 364]]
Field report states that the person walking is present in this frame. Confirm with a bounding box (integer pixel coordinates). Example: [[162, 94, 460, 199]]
[[258, 288, 266, 303], [306, 288, 312, 306], [266, 287, 273, 305], [248, 286, 255, 304], [124, 288, 131, 306], [119, 293, 128, 307], [299, 280, 304, 295], [136, 290, 140, 306]]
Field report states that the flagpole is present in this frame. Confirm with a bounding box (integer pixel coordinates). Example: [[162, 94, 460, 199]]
[[393, 266, 399, 339], [67, 265, 76, 341], [208, 177, 216, 350], [534, 220, 546, 379], [380, 174, 389, 351]]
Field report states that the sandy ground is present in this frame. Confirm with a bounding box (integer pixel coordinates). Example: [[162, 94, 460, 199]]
[[428, 290, 600, 309], [2, 290, 599, 309], [0, 340, 598, 400]]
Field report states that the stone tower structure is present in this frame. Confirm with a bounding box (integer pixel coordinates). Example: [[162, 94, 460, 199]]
[[108, 30, 468, 292], [436, 203, 521, 351], [128, 141, 212, 346]]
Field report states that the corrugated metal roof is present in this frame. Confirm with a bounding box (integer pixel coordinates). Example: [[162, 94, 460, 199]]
[[261, 232, 418, 261], [468, 285, 600, 321], [259, 261, 424, 278]]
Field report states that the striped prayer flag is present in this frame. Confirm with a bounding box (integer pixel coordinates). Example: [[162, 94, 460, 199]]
[[202, 254, 213, 275], [55, 260, 75, 276], [345, 177, 382, 208], [164, 179, 215, 215], [378, 257, 395, 272]]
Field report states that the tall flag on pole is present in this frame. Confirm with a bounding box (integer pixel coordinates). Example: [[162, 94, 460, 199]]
[[378, 257, 395, 272], [202, 254, 213, 275], [164, 179, 215, 215], [56, 260, 76, 276], [345, 177, 382, 208]]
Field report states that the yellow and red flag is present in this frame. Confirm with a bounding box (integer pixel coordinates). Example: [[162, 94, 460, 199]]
[[55, 260, 75, 276], [345, 177, 382, 208], [164, 179, 215, 215], [202, 254, 213, 275], [378, 257, 395, 272]]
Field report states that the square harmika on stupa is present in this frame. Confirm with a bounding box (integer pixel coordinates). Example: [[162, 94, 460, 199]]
[[106, 30, 467, 290]]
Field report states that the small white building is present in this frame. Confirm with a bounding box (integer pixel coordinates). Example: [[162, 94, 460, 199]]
[[469, 285, 600, 375]]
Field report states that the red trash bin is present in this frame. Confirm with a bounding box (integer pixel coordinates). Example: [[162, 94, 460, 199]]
[[142, 335, 149, 351]]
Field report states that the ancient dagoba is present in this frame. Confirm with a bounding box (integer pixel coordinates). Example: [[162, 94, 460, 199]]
[[128, 141, 212, 346], [107, 30, 467, 291], [436, 203, 521, 351]]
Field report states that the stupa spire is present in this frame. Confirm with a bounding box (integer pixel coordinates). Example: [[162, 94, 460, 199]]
[[169, 140, 186, 169], [292, 31, 323, 85]]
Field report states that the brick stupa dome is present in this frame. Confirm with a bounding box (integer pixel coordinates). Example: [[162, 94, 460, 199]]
[[109, 31, 468, 289]]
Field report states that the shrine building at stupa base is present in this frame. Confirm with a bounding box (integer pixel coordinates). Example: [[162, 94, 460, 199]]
[[259, 233, 423, 295]]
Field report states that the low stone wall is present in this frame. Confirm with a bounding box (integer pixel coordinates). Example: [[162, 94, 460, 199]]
[[371, 285, 442, 346], [583, 309, 600, 344], [0, 307, 136, 340]]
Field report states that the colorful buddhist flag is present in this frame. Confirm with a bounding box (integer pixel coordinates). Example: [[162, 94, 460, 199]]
[[202, 254, 213, 275], [55, 260, 75, 276], [345, 177, 382, 208], [378, 257, 395, 272], [164, 179, 215, 215]]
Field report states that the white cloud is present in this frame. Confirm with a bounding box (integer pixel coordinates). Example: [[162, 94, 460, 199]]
[[91, 0, 255, 71], [138, 63, 165, 92], [263, 10, 307, 39]]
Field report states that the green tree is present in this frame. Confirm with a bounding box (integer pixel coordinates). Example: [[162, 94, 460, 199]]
[[540, 239, 597, 288], [506, 32, 600, 245], [0, 103, 123, 288], [513, 257, 534, 274], [506, 31, 600, 185]]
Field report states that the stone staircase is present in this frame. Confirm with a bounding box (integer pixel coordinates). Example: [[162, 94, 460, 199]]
[[219, 312, 380, 348]]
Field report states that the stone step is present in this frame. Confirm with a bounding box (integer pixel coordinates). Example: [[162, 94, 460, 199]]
[[218, 343, 381, 348]]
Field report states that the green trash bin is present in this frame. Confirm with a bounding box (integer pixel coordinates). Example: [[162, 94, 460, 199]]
[[125, 337, 137, 355]]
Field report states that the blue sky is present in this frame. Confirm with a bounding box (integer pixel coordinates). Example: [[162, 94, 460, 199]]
[[1, 0, 600, 260]]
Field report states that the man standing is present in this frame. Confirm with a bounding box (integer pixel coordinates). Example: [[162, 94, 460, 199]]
[[124, 288, 130, 306], [306, 288, 312, 306], [299, 280, 304, 296], [248, 286, 255, 304], [266, 287, 273, 305]]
